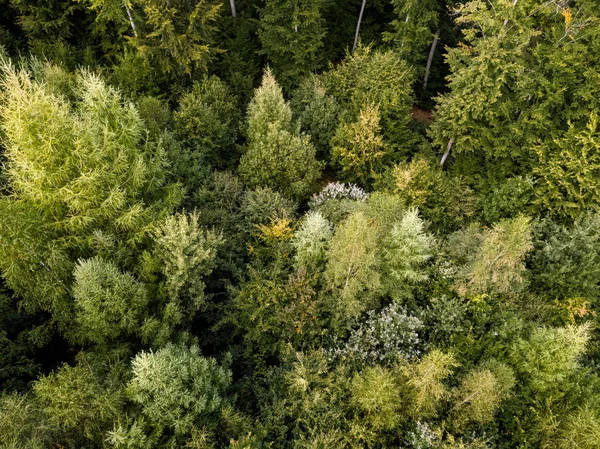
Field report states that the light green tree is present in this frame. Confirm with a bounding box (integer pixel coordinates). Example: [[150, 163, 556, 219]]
[[403, 349, 458, 419], [0, 62, 180, 330], [73, 257, 149, 346], [331, 103, 386, 186], [509, 324, 591, 396], [451, 360, 515, 428], [533, 113, 600, 220], [381, 208, 434, 301], [457, 216, 533, 297], [350, 365, 403, 431], [239, 69, 322, 201], [324, 211, 381, 325], [326, 46, 416, 158], [558, 406, 600, 449], [118, 343, 230, 443], [292, 211, 333, 271]]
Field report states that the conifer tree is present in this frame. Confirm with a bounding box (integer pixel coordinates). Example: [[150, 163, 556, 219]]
[[239, 69, 322, 201], [115, 343, 230, 445], [331, 103, 386, 186], [259, 0, 326, 90], [430, 0, 600, 210], [381, 208, 434, 301], [0, 62, 180, 329], [324, 211, 381, 326]]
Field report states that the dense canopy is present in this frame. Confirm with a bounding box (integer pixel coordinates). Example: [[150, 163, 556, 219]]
[[1, 1, 600, 448]]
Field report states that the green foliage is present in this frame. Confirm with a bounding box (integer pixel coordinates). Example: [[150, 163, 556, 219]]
[[0, 63, 180, 329], [241, 187, 297, 231], [324, 211, 381, 326], [292, 211, 333, 271], [450, 360, 515, 428], [328, 302, 423, 368], [174, 76, 241, 176], [73, 257, 149, 345], [291, 74, 340, 159], [151, 211, 221, 311], [239, 69, 322, 200], [509, 324, 591, 396], [350, 365, 402, 431], [381, 208, 434, 301], [481, 176, 535, 224], [331, 103, 386, 186], [0, 392, 50, 449], [532, 113, 600, 220], [403, 349, 457, 419], [125, 343, 231, 437], [259, 0, 327, 90], [34, 358, 124, 444], [430, 0, 600, 207], [455, 216, 533, 297], [385, 0, 441, 68], [389, 157, 478, 232], [229, 268, 321, 360], [128, 0, 223, 77], [327, 45, 417, 158], [558, 406, 600, 449], [527, 215, 600, 305]]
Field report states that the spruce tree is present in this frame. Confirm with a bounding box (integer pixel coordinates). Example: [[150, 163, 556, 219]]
[[259, 0, 326, 90], [238, 69, 322, 201]]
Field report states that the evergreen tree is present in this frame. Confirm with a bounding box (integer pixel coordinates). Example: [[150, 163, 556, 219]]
[[239, 69, 322, 200], [259, 0, 327, 90], [430, 0, 600, 213]]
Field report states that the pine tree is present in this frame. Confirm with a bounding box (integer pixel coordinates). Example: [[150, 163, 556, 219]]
[[429, 0, 600, 207], [331, 103, 386, 186], [120, 343, 230, 443], [73, 257, 149, 346]]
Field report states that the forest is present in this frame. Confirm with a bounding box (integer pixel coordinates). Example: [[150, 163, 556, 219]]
[[0, 0, 600, 448]]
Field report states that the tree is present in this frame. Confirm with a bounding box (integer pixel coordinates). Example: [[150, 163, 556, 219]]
[[456, 216, 533, 297], [0, 62, 180, 330], [532, 113, 600, 220], [292, 211, 333, 271], [85, 0, 223, 77], [331, 103, 386, 186], [324, 211, 381, 326], [389, 157, 477, 233], [34, 357, 124, 446], [119, 343, 230, 443], [350, 365, 403, 431], [509, 324, 591, 396], [429, 0, 600, 199], [73, 257, 149, 346], [380, 208, 434, 301], [291, 74, 340, 159], [259, 0, 327, 90], [451, 360, 515, 428], [403, 349, 457, 419], [239, 69, 322, 200], [173, 75, 241, 179], [557, 406, 600, 449], [326, 46, 417, 158], [385, 0, 441, 69]]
